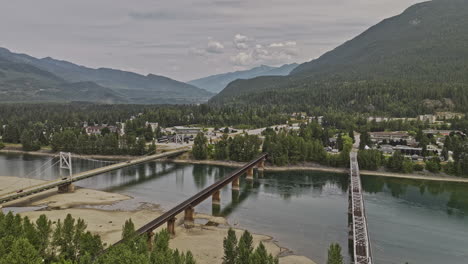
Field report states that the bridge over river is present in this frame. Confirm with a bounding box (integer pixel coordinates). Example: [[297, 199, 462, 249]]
[[1, 149, 372, 263], [0, 149, 188, 205]]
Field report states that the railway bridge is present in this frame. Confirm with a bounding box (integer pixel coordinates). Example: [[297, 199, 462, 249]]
[[111, 153, 267, 249]]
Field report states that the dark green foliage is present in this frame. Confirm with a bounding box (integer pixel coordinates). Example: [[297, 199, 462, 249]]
[[0, 212, 102, 264], [0, 140, 4, 149], [0, 238, 42, 264], [0, 104, 288, 156], [413, 163, 424, 172], [98, 226, 195, 264], [326, 243, 343, 264], [357, 150, 384, 170], [21, 129, 41, 151], [425, 158, 441, 173], [211, 0, 468, 116], [386, 151, 405, 172], [212, 134, 261, 162], [222, 229, 278, 264], [359, 131, 372, 150], [192, 133, 208, 160], [223, 228, 237, 264]]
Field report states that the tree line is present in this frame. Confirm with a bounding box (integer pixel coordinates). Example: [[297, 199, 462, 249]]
[[192, 123, 354, 169], [0, 211, 288, 264]]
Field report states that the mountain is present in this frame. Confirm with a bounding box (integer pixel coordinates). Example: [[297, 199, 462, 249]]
[[0, 54, 126, 103], [0, 47, 213, 104], [210, 0, 468, 116], [188, 63, 298, 93]]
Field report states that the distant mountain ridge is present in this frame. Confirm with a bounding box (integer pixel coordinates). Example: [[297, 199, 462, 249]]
[[210, 0, 468, 116], [188, 63, 298, 93], [0, 47, 213, 104]]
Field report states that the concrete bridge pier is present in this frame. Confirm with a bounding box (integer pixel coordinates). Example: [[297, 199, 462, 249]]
[[57, 183, 75, 193], [232, 177, 240, 191], [212, 190, 221, 205], [258, 159, 265, 171], [146, 231, 154, 251], [184, 206, 195, 228], [246, 167, 254, 181], [167, 217, 176, 236]]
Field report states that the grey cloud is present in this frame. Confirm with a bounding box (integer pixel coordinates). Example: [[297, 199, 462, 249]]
[[0, 0, 424, 80], [205, 40, 225, 54]]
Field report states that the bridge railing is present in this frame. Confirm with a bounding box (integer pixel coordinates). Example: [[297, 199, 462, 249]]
[[349, 152, 372, 264], [135, 153, 267, 235]]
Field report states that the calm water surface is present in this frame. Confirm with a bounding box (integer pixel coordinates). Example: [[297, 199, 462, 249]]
[[1, 153, 467, 264]]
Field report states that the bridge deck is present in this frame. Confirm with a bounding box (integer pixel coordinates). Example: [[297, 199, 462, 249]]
[[0, 149, 189, 204], [105, 153, 267, 250], [350, 152, 372, 264]]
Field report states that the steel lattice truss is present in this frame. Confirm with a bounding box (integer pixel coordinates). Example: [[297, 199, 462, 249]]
[[349, 152, 372, 264]]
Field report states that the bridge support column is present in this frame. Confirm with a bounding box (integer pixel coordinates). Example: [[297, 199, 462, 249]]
[[146, 231, 154, 251], [232, 177, 240, 191], [167, 217, 176, 236], [212, 190, 221, 205], [257, 159, 265, 171], [246, 167, 254, 181], [184, 206, 194, 228], [57, 183, 75, 193]]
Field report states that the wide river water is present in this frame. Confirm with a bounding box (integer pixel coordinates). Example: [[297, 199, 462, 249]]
[[1, 153, 467, 264]]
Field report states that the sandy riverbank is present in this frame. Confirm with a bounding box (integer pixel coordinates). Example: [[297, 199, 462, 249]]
[[0, 176, 316, 264]]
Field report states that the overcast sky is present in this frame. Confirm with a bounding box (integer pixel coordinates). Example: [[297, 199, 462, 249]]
[[0, 0, 423, 81]]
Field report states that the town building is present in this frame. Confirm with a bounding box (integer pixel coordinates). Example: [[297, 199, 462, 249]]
[[85, 125, 119, 135], [369, 131, 411, 143], [173, 126, 202, 135], [418, 114, 437, 123], [145, 122, 159, 132]]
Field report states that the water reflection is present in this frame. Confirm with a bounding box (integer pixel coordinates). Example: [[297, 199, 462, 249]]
[[2, 153, 468, 264], [362, 175, 468, 217]]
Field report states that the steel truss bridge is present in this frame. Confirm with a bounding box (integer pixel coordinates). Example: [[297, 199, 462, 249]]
[[349, 151, 372, 264]]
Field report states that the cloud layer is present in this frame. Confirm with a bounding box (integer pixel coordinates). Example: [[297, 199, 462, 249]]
[[0, 0, 423, 80]]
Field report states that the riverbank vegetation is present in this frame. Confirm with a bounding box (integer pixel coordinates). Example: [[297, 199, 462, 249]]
[[0, 211, 284, 264], [192, 123, 353, 169], [357, 131, 468, 178], [223, 228, 278, 264], [326, 243, 343, 264]]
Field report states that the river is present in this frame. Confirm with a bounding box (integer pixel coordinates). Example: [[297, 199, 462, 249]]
[[0, 153, 467, 264]]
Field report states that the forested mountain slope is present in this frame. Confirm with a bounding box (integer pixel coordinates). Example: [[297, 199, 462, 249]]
[[0, 48, 213, 104], [189, 63, 297, 93], [211, 0, 468, 116], [0, 55, 126, 103]]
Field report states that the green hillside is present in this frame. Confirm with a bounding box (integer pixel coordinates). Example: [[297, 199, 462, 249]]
[[210, 0, 468, 116], [0, 48, 213, 104], [0, 56, 126, 103], [0, 47, 213, 104]]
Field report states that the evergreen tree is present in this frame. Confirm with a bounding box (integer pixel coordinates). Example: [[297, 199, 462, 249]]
[[192, 133, 208, 160], [237, 231, 253, 264], [326, 243, 343, 264], [0, 238, 42, 264], [223, 228, 237, 264]]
